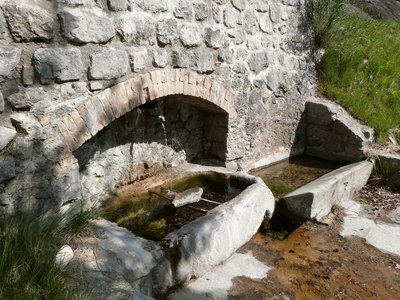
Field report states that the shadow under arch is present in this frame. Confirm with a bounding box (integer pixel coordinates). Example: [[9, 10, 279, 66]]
[[56, 69, 236, 198]]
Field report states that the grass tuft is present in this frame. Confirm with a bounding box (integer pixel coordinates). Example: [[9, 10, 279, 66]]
[[0, 204, 100, 300]]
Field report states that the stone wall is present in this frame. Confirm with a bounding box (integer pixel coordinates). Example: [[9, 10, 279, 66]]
[[0, 0, 316, 214]]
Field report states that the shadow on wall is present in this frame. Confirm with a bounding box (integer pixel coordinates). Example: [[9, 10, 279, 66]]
[[72, 95, 228, 192]]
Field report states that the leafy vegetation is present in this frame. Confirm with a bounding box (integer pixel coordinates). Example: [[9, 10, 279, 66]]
[[308, 0, 400, 141], [0, 205, 99, 300]]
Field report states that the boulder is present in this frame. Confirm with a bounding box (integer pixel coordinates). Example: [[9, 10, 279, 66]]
[[90, 49, 129, 80], [0, 126, 16, 151], [0, 45, 21, 82], [58, 8, 115, 44], [3, 4, 55, 42], [33, 48, 84, 84]]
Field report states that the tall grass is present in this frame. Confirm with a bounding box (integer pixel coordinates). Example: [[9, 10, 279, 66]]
[[318, 16, 400, 140], [0, 205, 99, 299]]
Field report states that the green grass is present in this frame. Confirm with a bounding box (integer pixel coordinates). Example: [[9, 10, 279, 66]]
[[318, 14, 400, 141], [0, 205, 99, 300]]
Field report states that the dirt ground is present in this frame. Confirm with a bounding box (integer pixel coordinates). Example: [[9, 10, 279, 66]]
[[230, 217, 400, 300]]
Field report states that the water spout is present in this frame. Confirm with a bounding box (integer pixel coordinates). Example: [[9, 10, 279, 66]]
[[158, 115, 168, 145]]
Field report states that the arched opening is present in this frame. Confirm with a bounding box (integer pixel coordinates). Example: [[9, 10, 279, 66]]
[[72, 95, 228, 198]]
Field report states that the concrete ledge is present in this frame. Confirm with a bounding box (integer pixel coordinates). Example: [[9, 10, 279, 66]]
[[157, 173, 274, 291], [282, 160, 373, 221]]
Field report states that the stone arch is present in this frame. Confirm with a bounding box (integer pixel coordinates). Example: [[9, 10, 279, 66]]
[[57, 69, 236, 153]]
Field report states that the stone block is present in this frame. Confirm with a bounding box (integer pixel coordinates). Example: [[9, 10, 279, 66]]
[[282, 161, 373, 221], [243, 10, 258, 35], [153, 49, 168, 68], [90, 49, 129, 80], [0, 156, 15, 183], [3, 4, 54, 42], [108, 0, 128, 11], [269, 3, 282, 23], [130, 48, 151, 72], [33, 48, 84, 84], [116, 13, 155, 45], [58, 8, 115, 44], [156, 18, 178, 46], [191, 49, 215, 74], [0, 45, 21, 82], [174, 0, 194, 19], [22, 65, 34, 86], [7, 87, 54, 110], [136, 0, 168, 13], [193, 2, 209, 20], [171, 50, 190, 68], [204, 27, 226, 49], [247, 50, 269, 74], [0, 126, 16, 151], [231, 0, 246, 11], [223, 7, 237, 28], [179, 23, 202, 48], [255, 0, 269, 12]]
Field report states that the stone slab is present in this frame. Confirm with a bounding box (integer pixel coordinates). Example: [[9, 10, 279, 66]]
[[282, 160, 373, 221]]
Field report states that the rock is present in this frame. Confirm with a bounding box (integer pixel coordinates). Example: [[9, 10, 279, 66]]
[[243, 10, 258, 35], [231, 0, 246, 11], [130, 48, 151, 72], [179, 23, 202, 47], [0, 156, 15, 183], [116, 13, 155, 45], [212, 5, 222, 23], [157, 19, 178, 45], [218, 47, 234, 63], [136, 0, 168, 13], [255, 0, 269, 12], [172, 187, 204, 208], [22, 65, 34, 86], [193, 2, 209, 21], [259, 15, 273, 34], [55, 245, 74, 269], [0, 92, 4, 113], [58, 8, 115, 44], [174, 0, 193, 19], [33, 48, 84, 84], [153, 49, 168, 68], [282, 161, 373, 221], [224, 7, 237, 28], [172, 50, 190, 68], [108, 0, 128, 11], [204, 27, 225, 49], [0, 126, 16, 151], [90, 49, 129, 80], [269, 2, 282, 23], [0, 10, 8, 39], [3, 4, 55, 42], [388, 207, 400, 224], [57, 0, 99, 6], [191, 49, 214, 74], [266, 67, 283, 92], [7, 88, 55, 110], [0, 46, 21, 82], [247, 50, 269, 74]]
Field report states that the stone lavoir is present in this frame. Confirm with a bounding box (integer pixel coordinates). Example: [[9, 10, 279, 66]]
[[0, 0, 377, 297]]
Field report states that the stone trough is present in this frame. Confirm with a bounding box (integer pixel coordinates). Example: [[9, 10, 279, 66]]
[[71, 171, 274, 298]]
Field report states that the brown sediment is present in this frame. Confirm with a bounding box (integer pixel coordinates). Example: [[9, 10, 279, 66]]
[[229, 221, 400, 300]]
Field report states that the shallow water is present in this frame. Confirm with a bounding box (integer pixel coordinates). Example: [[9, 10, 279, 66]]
[[104, 172, 241, 241], [250, 155, 343, 198]]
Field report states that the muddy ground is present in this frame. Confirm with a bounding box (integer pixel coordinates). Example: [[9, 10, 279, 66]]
[[230, 217, 400, 300]]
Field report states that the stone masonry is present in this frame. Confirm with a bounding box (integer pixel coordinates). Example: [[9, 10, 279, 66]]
[[0, 0, 321, 214]]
